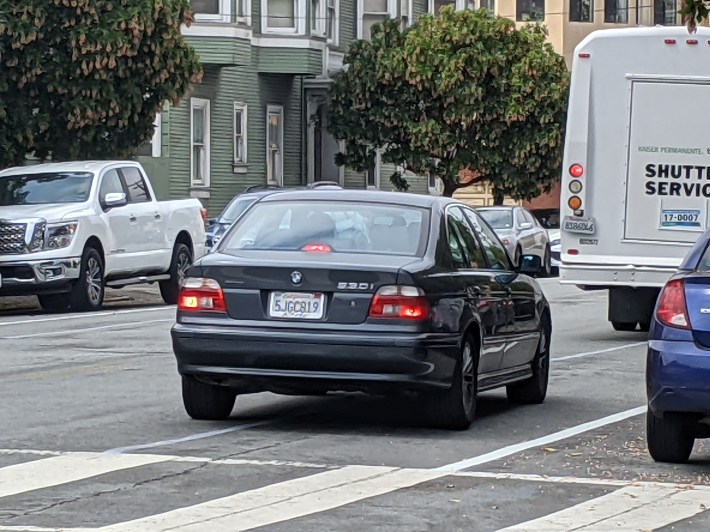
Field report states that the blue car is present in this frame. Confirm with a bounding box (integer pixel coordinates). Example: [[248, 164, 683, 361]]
[[647, 232, 710, 463]]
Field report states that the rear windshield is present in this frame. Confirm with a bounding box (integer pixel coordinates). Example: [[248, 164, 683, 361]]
[[220, 200, 429, 256], [0, 172, 94, 206], [478, 209, 513, 230]]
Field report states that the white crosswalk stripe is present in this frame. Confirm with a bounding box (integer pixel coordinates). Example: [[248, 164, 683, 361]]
[[0, 449, 708, 532]]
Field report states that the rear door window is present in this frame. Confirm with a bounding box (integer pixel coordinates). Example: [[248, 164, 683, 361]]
[[448, 208, 487, 269], [463, 208, 513, 271], [120, 167, 151, 203]]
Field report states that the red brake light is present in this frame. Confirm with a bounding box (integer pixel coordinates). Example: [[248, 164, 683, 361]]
[[302, 243, 331, 253], [569, 164, 584, 178], [656, 279, 690, 329], [665, 39, 677, 45], [200, 208, 208, 222], [688, 39, 699, 45], [369, 285, 430, 320], [178, 278, 226, 313], [568, 249, 579, 255]]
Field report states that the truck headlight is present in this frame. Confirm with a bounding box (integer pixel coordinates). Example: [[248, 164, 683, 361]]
[[46, 222, 78, 249], [28, 222, 46, 252]]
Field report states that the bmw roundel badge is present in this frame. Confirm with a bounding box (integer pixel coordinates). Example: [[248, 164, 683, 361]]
[[291, 271, 303, 285]]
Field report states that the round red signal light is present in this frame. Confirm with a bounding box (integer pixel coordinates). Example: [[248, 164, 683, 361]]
[[569, 164, 584, 178]]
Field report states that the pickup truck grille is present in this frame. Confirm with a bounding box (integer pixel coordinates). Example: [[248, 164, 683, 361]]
[[0, 222, 27, 254]]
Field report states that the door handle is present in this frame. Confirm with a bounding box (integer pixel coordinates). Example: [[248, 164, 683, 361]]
[[154, 213, 162, 220], [129, 215, 137, 223]]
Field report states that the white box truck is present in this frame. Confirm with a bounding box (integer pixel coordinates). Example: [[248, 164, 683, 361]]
[[560, 26, 710, 331]]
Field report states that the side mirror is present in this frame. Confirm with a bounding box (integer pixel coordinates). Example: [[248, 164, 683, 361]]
[[104, 192, 127, 208], [519, 222, 533, 230], [518, 254, 542, 275]]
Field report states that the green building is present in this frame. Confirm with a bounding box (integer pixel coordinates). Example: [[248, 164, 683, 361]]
[[135, 0, 451, 216]]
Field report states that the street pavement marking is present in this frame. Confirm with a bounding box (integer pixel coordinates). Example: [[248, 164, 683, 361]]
[[94, 465, 441, 531], [435, 405, 647, 472], [497, 482, 710, 531], [0, 306, 171, 327], [0, 319, 173, 340], [0, 452, 172, 499], [554, 342, 646, 362]]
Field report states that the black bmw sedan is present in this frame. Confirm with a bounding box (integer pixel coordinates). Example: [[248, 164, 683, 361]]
[[172, 190, 552, 430]]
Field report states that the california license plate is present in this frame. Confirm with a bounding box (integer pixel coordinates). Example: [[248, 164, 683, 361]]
[[269, 292, 325, 320], [563, 216, 596, 235]]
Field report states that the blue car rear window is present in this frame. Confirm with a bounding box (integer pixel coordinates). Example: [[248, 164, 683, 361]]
[[219, 200, 429, 257]]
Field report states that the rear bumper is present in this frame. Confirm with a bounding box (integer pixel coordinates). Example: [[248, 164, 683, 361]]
[[560, 262, 677, 288], [171, 323, 460, 394], [0, 257, 81, 296], [647, 339, 710, 415]]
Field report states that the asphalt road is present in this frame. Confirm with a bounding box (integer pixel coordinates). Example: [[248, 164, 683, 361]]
[[1, 281, 709, 531]]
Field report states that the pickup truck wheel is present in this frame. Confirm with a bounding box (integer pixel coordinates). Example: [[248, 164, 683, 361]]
[[38, 294, 70, 312], [182, 376, 237, 420], [160, 243, 192, 305], [70, 248, 105, 312]]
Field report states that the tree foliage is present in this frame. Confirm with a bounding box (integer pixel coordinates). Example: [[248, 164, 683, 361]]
[[327, 8, 569, 199], [682, 0, 710, 31], [0, 0, 202, 166]]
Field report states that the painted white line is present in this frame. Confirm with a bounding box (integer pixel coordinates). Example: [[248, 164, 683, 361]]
[[0, 306, 172, 327], [0, 452, 172, 499], [104, 421, 276, 454], [0, 527, 93, 532], [94, 466, 441, 531], [554, 342, 646, 362], [497, 483, 710, 531], [435, 405, 647, 472], [452, 471, 631, 487], [0, 319, 172, 340]]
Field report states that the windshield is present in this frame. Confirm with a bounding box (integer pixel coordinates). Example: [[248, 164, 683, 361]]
[[531, 209, 560, 230], [478, 209, 513, 230], [0, 172, 94, 206], [220, 200, 429, 256], [219, 196, 259, 224]]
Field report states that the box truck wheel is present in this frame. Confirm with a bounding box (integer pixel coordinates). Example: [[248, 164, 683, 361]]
[[612, 321, 637, 332], [608, 287, 659, 332]]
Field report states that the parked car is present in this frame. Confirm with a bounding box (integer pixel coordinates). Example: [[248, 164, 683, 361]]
[[206, 181, 343, 248], [0, 161, 206, 311], [646, 229, 710, 463], [477, 206, 552, 276], [531, 208, 560, 271], [172, 190, 552, 430]]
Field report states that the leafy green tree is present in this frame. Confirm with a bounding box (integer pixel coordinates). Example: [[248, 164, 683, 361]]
[[327, 8, 569, 200], [0, 0, 202, 166], [682, 0, 709, 30]]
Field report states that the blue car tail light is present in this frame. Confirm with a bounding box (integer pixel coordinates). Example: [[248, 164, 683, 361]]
[[657, 279, 690, 330]]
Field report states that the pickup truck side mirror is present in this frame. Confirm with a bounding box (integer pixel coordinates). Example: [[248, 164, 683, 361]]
[[104, 192, 127, 209], [519, 222, 533, 230]]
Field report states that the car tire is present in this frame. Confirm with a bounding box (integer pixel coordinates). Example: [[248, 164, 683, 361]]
[[514, 246, 522, 268], [507, 313, 550, 404], [182, 375, 237, 420], [160, 242, 192, 305], [612, 321, 637, 332], [37, 294, 70, 312], [423, 334, 478, 430], [646, 409, 695, 464], [69, 247, 105, 312], [540, 246, 552, 278]]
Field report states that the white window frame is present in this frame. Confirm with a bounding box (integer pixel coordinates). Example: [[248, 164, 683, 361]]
[[236, 0, 252, 23], [311, 0, 326, 35], [358, 0, 397, 40], [262, 0, 307, 34], [194, 0, 233, 22], [151, 112, 162, 158], [190, 98, 211, 188], [401, 0, 413, 27], [326, 0, 339, 45], [266, 105, 285, 186], [366, 150, 381, 189], [428, 0, 469, 13], [233, 102, 248, 165]]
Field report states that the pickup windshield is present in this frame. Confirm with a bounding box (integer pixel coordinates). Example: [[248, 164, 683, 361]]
[[0, 172, 94, 206]]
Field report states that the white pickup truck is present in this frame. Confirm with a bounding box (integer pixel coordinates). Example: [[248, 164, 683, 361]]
[[0, 160, 207, 311]]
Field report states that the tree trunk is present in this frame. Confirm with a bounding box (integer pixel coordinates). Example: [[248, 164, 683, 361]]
[[493, 190, 505, 205], [442, 180, 458, 198]]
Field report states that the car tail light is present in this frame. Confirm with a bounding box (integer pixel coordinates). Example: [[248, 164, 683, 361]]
[[302, 243, 332, 253], [656, 279, 690, 329], [569, 164, 584, 178], [178, 278, 226, 313], [369, 285, 430, 320]]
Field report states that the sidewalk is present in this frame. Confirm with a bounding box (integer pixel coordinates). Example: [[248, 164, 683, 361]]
[[0, 285, 165, 312]]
